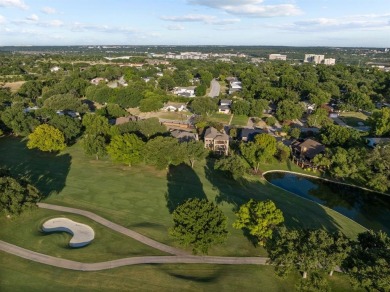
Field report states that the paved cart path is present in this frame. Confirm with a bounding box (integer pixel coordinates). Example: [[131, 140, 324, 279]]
[[0, 203, 270, 271]]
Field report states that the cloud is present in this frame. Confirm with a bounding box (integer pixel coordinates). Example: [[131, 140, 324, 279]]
[[26, 14, 39, 21], [188, 0, 301, 17], [41, 6, 56, 14], [0, 0, 28, 10], [70, 22, 137, 34], [167, 24, 185, 30], [161, 14, 240, 25], [275, 15, 390, 32], [0, 14, 5, 24]]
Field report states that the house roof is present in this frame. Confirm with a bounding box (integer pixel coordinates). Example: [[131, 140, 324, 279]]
[[164, 102, 186, 108], [218, 105, 230, 111], [293, 139, 325, 159], [220, 99, 232, 105], [204, 127, 229, 141]]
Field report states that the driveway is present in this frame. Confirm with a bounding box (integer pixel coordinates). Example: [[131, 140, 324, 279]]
[[208, 79, 220, 98]]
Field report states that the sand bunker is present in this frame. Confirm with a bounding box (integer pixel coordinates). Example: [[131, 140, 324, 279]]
[[42, 218, 95, 247]]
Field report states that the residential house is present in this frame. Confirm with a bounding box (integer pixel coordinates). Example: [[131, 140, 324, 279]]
[[173, 86, 196, 98], [171, 129, 198, 142], [240, 128, 263, 142], [204, 127, 229, 155], [304, 54, 325, 64], [218, 99, 232, 114], [291, 139, 325, 161], [162, 102, 187, 112], [226, 77, 242, 95]]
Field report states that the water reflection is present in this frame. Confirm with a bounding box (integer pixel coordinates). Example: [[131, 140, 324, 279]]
[[264, 172, 390, 234]]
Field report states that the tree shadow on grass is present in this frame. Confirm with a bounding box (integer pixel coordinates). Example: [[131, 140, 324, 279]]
[[155, 264, 223, 283], [165, 163, 207, 213], [0, 137, 71, 198]]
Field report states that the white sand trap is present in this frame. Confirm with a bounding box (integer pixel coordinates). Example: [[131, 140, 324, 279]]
[[42, 218, 95, 247]]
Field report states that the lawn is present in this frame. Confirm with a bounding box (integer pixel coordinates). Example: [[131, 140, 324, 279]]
[[0, 252, 359, 292], [339, 111, 369, 127], [208, 113, 231, 124], [230, 115, 249, 126], [0, 137, 365, 290], [0, 208, 166, 263]]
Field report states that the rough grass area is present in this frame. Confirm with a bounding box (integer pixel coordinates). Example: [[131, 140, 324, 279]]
[[339, 112, 369, 126], [0, 252, 360, 292], [2, 81, 25, 93], [231, 115, 249, 126], [208, 113, 231, 124], [0, 208, 166, 262]]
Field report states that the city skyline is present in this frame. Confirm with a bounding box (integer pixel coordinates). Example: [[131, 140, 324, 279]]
[[0, 0, 390, 47]]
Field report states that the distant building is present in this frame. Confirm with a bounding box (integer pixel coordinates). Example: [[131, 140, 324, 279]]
[[324, 58, 336, 65], [50, 66, 61, 72], [226, 77, 242, 95], [269, 54, 287, 61], [304, 54, 325, 64], [173, 86, 196, 98], [204, 127, 229, 155]]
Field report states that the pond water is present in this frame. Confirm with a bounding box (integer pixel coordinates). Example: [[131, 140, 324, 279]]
[[264, 172, 390, 234]]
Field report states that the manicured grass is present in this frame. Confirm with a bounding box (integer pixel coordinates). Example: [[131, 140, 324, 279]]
[[339, 112, 369, 126], [0, 137, 365, 290], [0, 208, 166, 262], [208, 113, 231, 124], [230, 115, 249, 126], [0, 251, 359, 292]]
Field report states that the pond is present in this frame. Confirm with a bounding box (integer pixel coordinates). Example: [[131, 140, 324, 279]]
[[264, 172, 390, 234]]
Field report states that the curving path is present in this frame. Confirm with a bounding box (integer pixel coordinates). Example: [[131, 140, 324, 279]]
[[0, 240, 268, 271], [37, 203, 189, 256], [0, 203, 269, 271]]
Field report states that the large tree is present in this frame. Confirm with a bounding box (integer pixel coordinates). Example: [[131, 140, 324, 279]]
[[190, 97, 218, 116], [214, 154, 248, 180], [368, 108, 390, 137], [0, 174, 41, 216], [276, 100, 304, 121], [107, 134, 145, 166], [233, 199, 284, 246], [27, 124, 66, 152], [138, 117, 167, 139], [145, 136, 185, 169], [82, 114, 111, 136], [169, 198, 228, 254], [82, 134, 107, 160], [183, 141, 208, 168], [344, 230, 390, 292]]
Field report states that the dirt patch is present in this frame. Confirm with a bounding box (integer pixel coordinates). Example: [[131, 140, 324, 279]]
[[2, 81, 25, 93]]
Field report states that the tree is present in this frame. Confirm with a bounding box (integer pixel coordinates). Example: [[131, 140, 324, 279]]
[[276, 100, 304, 121], [233, 199, 284, 246], [1, 106, 39, 136], [107, 134, 145, 166], [190, 97, 218, 116], [366, 145, 390, 192], [320, 124, 361, 147], [27, 124, 66, 152], [195, 83, 207, 96], [145, 136, 185, 169], [169, 198, 228, 254], [276, 142, 291, 162], [82, 114, 111, 136], [183, 141, 208, 168], [82, 134, 107, 160], [214, 154, 248, 180], [289, 127, 301, 139], [231, 100, 250, 116], [138, 117, 167, 139], [158, 75, 176, 91], [47, 114, 82, 143], [17, 80, 42, 100], [43, 94, 88, 113], [368, 108, 390, 137], [322, 231, 351, 276], [307, 108, 332, 128], [240, 134, 277, 172], [250, 99, 269, 117], [139, 97, 164, 112], [344, 230, 390, 292], [0, 175, 41, 216], [267, 227, 335, 280]]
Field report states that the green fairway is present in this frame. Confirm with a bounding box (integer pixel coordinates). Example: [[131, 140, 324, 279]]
[[0, 251, 360, 292], [339, 111, 369, 126], [0, 208, 166, 262]]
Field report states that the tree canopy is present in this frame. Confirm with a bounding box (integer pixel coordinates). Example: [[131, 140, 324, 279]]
[[27, 124, 66, 152], [169, 198, 228, 254], [107, 133, 145, 166]]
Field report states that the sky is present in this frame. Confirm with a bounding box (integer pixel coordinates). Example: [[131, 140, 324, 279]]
[[0, 0, 390, 47]]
